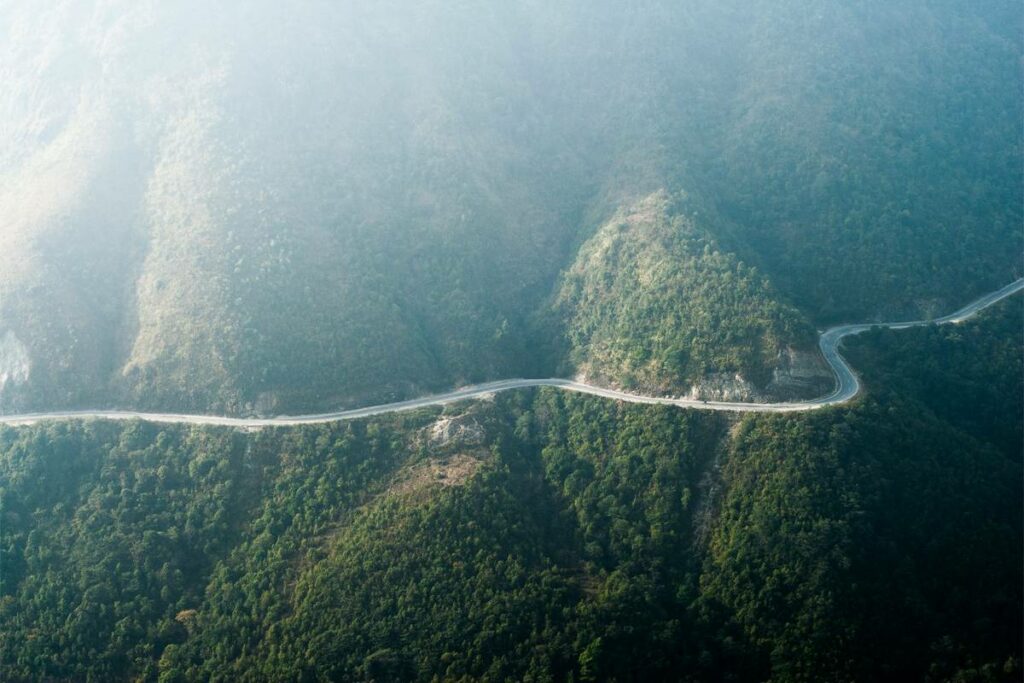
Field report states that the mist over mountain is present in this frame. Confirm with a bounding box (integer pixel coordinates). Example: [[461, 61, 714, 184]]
[[1, 0, 1019, 415], [1, 3, 1022, 682]]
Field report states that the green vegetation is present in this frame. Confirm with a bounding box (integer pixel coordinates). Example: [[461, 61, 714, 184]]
[[698, 3, 1023, 323], [0, 1, 1019, 414], [554, 191, 820, 394], [844, 298, 1023, 460], [703, 301, 1023, 681], [1, 300, 1019, 681], [0, 3, 1020, 679], [0, 414, 426, 680], [706, 402, 1021, 682]]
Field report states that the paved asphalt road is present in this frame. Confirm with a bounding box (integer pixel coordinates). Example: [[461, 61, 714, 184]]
[[1, 279, 1021, 427]]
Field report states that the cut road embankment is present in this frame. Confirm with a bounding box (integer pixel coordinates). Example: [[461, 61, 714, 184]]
[[1, 279, 1021, 427]]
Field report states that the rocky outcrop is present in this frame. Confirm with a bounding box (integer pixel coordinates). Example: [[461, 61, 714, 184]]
[[671, 347, 833, 402], [427, 414, 486, 448], [684, 373, 761, 402], [0, 331, 30, 390], [764, 347, 834, 400]]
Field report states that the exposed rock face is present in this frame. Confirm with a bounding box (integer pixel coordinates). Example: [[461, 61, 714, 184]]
[[684, 373, 760, 402], [765, 347, 835, 400], [678, 347, 834, 402], [428, 414, 486, 448], [0, 331, 30, 390], [383, 413, 491, 499]]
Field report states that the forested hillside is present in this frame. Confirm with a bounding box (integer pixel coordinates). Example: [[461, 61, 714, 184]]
[[554, 192, 829, 398], [2, 300, 1019, 681], [0, 0, 1020, 414]]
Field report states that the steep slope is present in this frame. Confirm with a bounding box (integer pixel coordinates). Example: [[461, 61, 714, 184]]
[[0, 1, 1020, 415], [3, 297, 1020, 681], [554, 192, 831, 399], [703, 2, 1024, 321]]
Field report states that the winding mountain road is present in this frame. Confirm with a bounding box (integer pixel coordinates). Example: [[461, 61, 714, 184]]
[[1, 279, 1021, 427]]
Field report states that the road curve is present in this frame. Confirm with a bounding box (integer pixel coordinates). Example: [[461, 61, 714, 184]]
[[1, 279, 1021, 427]]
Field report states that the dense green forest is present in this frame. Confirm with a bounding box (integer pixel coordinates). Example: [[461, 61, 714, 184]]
[[843, 298, 1023, 460], [1, 2, 1020, 681], [2, 300, 1019, 681], [0, 0, 1020, 414], [553, 191, 826, 396]]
